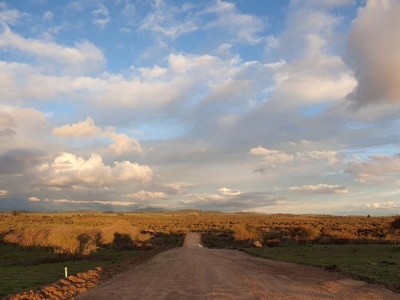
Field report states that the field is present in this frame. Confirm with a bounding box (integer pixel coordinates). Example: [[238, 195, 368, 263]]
[[1, 211, 399, 297]]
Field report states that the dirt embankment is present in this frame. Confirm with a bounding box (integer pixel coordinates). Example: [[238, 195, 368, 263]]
[[4, 247, 168, 300]]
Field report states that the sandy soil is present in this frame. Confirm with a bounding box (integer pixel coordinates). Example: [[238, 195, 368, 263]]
[[77, 233, 398, 300]]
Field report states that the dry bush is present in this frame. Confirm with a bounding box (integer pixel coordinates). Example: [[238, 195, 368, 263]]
[[265, 238, 280, 247], [290, 226, 320, 244], [233, 224, 263, 243], [3, 227, 51, 247], [253, 240, 262, 248], [390, 216, 400, 229], [100, 219, 139, 246], [47, 226, 100, 256]]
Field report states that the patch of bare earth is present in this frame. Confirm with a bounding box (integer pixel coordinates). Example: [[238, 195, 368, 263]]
[[76, 233, 399, 300]]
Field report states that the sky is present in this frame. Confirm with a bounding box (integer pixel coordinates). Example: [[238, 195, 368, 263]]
[[0, 0, 400, 215]]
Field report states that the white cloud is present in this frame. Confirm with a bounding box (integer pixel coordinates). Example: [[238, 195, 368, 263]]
[[263, 1, 357, 104], [43, 11, 53, 21], [125, 190, 167, 201], [0, 189, 9, 197], [121, 2, 136, 18], [52, 117, 143, 155], [249, 146, 293, 165], [272, 35, 356, 103], [347, 154, 400, 181], [139, 0, 197, 38], [203, 0, 263, 44], [108, 132, 143, 155], [297, 151, 341, 164], [219, 187, 241, 196], [0, 105, 49, 151], [0, 29, 105, 73], [0, 52, 262, 112], [53, 199, 136, 206], [290, 184, 349, 194], [291, 0, 356, 8], [28, 196, 40, 202], [65, 1, 83, 12], [346, 0, 400, 106], [37, 152, 152, 189], [53, 117, 102, 138], [354, 202, 398, 210], [92, 4, 110, 29], [0, 5, 27, 26]]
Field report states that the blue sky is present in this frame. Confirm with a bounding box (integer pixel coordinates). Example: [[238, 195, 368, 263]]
[[1, 0, 400, 215]]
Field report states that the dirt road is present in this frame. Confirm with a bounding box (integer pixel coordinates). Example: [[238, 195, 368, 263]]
[[77, 233, 398, 300]]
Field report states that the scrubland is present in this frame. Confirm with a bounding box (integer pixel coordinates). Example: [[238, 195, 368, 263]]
[[0, 211, 399, 297]]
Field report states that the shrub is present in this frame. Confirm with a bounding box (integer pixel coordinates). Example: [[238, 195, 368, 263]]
[[290, 226, 320, 244], [390, 216, 400, 229], [265, 238, 280, 247], [253, 240, 262, 248], [100, 220, 139, 246], [47, 226, 100, 257], [233, 224, 263, 243]]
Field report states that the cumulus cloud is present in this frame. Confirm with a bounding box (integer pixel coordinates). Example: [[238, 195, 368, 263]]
[[125, 190, 167, 201], [53, 117, 102, 138], [347, 154, 400, 181], [28, 196, 40, 202], [271, 35, 356, 104], [0, 148, 44, 175], [0, 106, 50, 153], [53, 117, 143, 155], [0, 189, 9, 197], [264, 0, 357, 104], [37, 152, 152, 189], [108, 132, 143, 155], [346, 0, 400, 106], [289, 184, 349, 194], [249, 146, 293, 165]]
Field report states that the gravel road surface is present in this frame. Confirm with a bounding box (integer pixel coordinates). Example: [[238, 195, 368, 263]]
[[77, 233, 398, 300]]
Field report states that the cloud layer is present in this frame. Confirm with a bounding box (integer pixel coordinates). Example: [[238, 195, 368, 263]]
[[0, 0, 399, 215]]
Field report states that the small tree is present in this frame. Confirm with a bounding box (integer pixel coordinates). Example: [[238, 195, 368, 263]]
[[11, 210, 20, 216]]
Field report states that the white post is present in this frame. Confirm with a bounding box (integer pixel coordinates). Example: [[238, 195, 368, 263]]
[[65, 267, 68, 278]]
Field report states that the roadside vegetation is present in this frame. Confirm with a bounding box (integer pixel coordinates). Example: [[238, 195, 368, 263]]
[[201, 214, 400, 292], [0, 211, 399, 296]]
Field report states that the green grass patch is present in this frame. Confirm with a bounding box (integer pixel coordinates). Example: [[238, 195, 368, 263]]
[[246, 244, 400, 291], [202, 232, 234, 248], [0, 243, 143, 297]]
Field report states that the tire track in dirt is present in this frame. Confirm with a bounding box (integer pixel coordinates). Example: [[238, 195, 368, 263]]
[[77, 233, 399, 300]]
